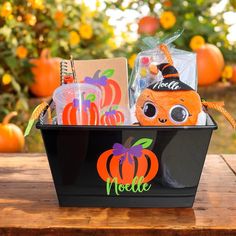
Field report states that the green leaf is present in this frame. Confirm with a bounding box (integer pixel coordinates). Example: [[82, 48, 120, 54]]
[[5, 56, 18, 70], [132, 138, 153, 149], [112, 105, 119, 110], [16, 98, 29, 111], [11, 78, 21, 93], [86, 93, 96, 102], [24, 119, 34, 137], [101, 69, 114, 78]]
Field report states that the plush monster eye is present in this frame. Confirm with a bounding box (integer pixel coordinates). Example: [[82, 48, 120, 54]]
[[169, 105, 189, 123], [143, 102, 157, 118]]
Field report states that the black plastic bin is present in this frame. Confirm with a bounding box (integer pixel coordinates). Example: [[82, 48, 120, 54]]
[[36, 114, 217, 208]]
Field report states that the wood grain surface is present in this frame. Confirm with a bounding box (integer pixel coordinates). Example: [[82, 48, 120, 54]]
[[0, 154, 236, 236]]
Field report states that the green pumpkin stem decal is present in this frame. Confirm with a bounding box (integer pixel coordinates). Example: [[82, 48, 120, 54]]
[[133, 138, 153, 148], [101, 69, 114, 77], [97, 137, 159, 195]]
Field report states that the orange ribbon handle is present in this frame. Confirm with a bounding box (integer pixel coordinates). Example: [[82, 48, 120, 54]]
[[202, 101, 236, 129], [159, 44, 173, 65]]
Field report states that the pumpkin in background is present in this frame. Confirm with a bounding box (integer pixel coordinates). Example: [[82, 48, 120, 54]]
[[0, 112, 24, 152], [231, 65, 236, 84], [163, 0, 172, 7], [97, 138, 159, 184], [138, 16, 159, 35], [196, 44, 224, 86], [30, 49, 60, 97]]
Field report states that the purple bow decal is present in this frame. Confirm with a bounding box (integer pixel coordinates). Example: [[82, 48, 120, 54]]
[[105, 109, 116, 116], [112, 143, 143, 164], [84, 76, 107, 86], [72, 98, 91, 111], [73, 98, 79, 108], [82, 100, 91, 111]]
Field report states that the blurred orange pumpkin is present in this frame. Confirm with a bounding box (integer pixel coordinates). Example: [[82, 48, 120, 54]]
[[0, 112, 24, 152], [30, 49, 61, 97], [232, 65, 236, 84], [163, 0, 172, 7], [196, 44, 224, 86], [138, 16, 159, 35]]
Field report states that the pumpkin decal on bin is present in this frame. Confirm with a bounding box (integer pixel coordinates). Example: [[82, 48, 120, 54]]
[[135, 63, 203, 126], [100, 107, 125, 126], [0, 112, 24, 152], [97, 138, 159, 184], [30, 49, 61, 97], [84, 69, 121, 108], [62, 93, 99, 125]]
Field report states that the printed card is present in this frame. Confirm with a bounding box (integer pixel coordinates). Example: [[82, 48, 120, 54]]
[[66, 57, 129, 109]]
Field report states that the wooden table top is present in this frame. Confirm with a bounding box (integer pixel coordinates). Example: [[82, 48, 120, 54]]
[[0, 154, 236, 236]]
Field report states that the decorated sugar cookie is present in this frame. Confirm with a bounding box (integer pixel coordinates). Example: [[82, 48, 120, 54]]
[[135, 63, 203, 126]]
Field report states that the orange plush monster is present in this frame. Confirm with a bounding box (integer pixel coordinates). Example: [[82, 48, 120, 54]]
[[135, 63, 203, 126]]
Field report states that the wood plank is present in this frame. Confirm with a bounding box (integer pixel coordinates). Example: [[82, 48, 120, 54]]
[[0, 153, 44, 157], [0, 154, 235, 236], [1, 228, 236, 236], [0, 155, 51, 182], [222, 154, 236, 176]]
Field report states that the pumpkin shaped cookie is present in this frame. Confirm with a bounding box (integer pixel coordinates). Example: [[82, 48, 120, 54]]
[[135, 63, 203, 126]]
